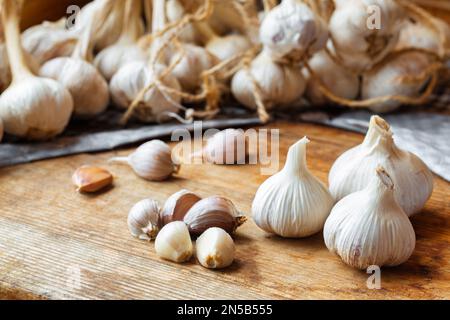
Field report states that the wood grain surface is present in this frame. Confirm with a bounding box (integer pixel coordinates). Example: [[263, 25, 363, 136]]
[[0, 121, 448, 300]]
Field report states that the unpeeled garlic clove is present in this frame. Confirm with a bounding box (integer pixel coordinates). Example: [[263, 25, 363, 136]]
[[201, 129, 248, 165], [128, 199, 161, 240], [183, 196, 247, 237], [196, 227, 235, 269], [161, 190, 202, 226], [324, 166, 416, 270], [155, 221, 193, 263], [72, 165, 113, 193]]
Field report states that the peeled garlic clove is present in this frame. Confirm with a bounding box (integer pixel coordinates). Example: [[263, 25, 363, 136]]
[[161, 190, 202, 226], [183, 196, 247, 237], [196, 227, 235, 269], [202, 129, 248, 165], [324, 167, 416, 270], [155, 221, 193, 263], [128, 199, 161, 240], [252, 137, 334, 238], [329, 116, 434, 216], [109, 140, 180, 181], [72, 165, 113, 193]]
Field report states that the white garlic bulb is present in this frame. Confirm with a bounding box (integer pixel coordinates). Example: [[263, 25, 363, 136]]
[[329, 0, 404, 72], [202, 129, 248, 165], [0, 0, 73, 140], [361, 51, 432, 113], [166, 0, 198, 43], [231, 49, 306, 111], [252, 137, 334, 238], [109, 140, 180, 181], [324, 167, 416, 270], [128, 199, 162, 240], [329, 116, 433, 217], [154, 221, 193, 263], [196, 227, 235, 269], [260, 0, 328, 61]]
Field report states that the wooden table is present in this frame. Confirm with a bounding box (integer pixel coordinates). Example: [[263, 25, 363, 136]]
[[0, 121, 448, 300]]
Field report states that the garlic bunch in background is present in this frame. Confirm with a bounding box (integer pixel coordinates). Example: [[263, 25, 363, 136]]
[[260, 0, 328, 61], [361, 51, 432, 113], [155, 221, 193, 263], [329, 116, 433, 216], [128, 199, 162, 240], [196, 227, 235, 269], [0, 0, 73, 140], [324, 167, 416, 270], [252, 137, 334, 238], [166, 0, 198, 44], [329, 0, 404, 72]]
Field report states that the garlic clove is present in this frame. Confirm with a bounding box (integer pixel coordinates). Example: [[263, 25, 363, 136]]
[[128, 199, 161, 240], [252, 137, 334, 238], [154, 221, 193, 263], [183, 196, 247, 237], [329, 115, 434, 216], [324, 166, 416, 270], [196, 227, 235, 269], [72, 165, 113, 193], [202, 129, 248, 165], [161, 190, 202, 226]]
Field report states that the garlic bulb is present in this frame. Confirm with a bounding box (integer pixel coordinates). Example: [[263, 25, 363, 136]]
[[161, 189, 201, 226], [252, 137, 334, 238], [361, 51, 431, 113], [305, 49, 360, 106], [109, 140, 180, 181], [329, 0, 404, 72], [231, 49, 306, 110], [260, 0, 328, 61], [196, 227, 235, 269], [183, 196, 247, 237], [202, 129, 248, 165], [128, 199, 162, 240], [166, 0, 197, 43], [329, 116, 434, 217], [0, 0, 73, 140], [324, 167, 416, 270], [154, 221, 193, 263]]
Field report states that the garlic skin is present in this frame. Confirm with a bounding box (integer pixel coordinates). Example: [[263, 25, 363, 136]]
[[203, 129, 248, 165], [161, 190, 202, 226], [183, 196, 247, 237], [231, 49, 306, 110], [166, 0, 197, 43], [361, 51, 431, 113], [206, 34, 251, 62], [324, 167, 416, 270], [260, 0, 328, 61], [329, 0, 404, 72], [196, 227, 235, 269], [128, 199, 162, 240], [329, 116, 434, 217], [154, 221, 193, 263], [109, 140, 180, 181], [252, 137, 334, 238]]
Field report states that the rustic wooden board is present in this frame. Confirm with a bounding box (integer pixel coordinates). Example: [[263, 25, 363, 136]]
[[0, 122, 449, 300]]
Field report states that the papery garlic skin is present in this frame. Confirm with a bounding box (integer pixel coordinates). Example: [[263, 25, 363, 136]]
[[161, 189, 202, 226], [155, 221, 193, 263], [361, 51, 431, 113], [206, 34, 251, 62], [128, 199, 161, 240], [203, 129, 248, 165], [231, 50, 306, 110], [329, 116, 434, 216], [252, 137, 334, 238], [260, 0, 328, 61], [40, 57, 109, 117], [166, 0, 197, 43], [196, 227, 235, 269], [324, 167, 416, 270]]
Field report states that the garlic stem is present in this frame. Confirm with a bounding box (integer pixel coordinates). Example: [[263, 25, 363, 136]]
[[108, 156, 130, 165], [150, 0, 168, 63], [362, 116, 396, 152], [119, 0, 143, 44], [281, 136, 309, 176], [193, 21, 219, 44]]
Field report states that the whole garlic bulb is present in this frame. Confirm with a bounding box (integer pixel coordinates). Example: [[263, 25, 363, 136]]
[[329, 0, 404, 72], [161, 189, 201, 226], [260, 0, 328, 61], [252, 137, 334, 238], [155, 221, 193, 263], [231, 49, 306, 110], [196, 227, 235, 269], [166, 0, 198, 43], [202, 129, 248, 165], [109, 140, 180, 181], [329, 116, 434, 217], [183, 196, 247, 237], [128, 198, 162, 240], [361, 51, 432, 113], [324, 167, 416, 270]]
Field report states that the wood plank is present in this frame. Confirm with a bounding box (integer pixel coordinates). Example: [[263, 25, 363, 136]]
[[0, 122, 448, 300]]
